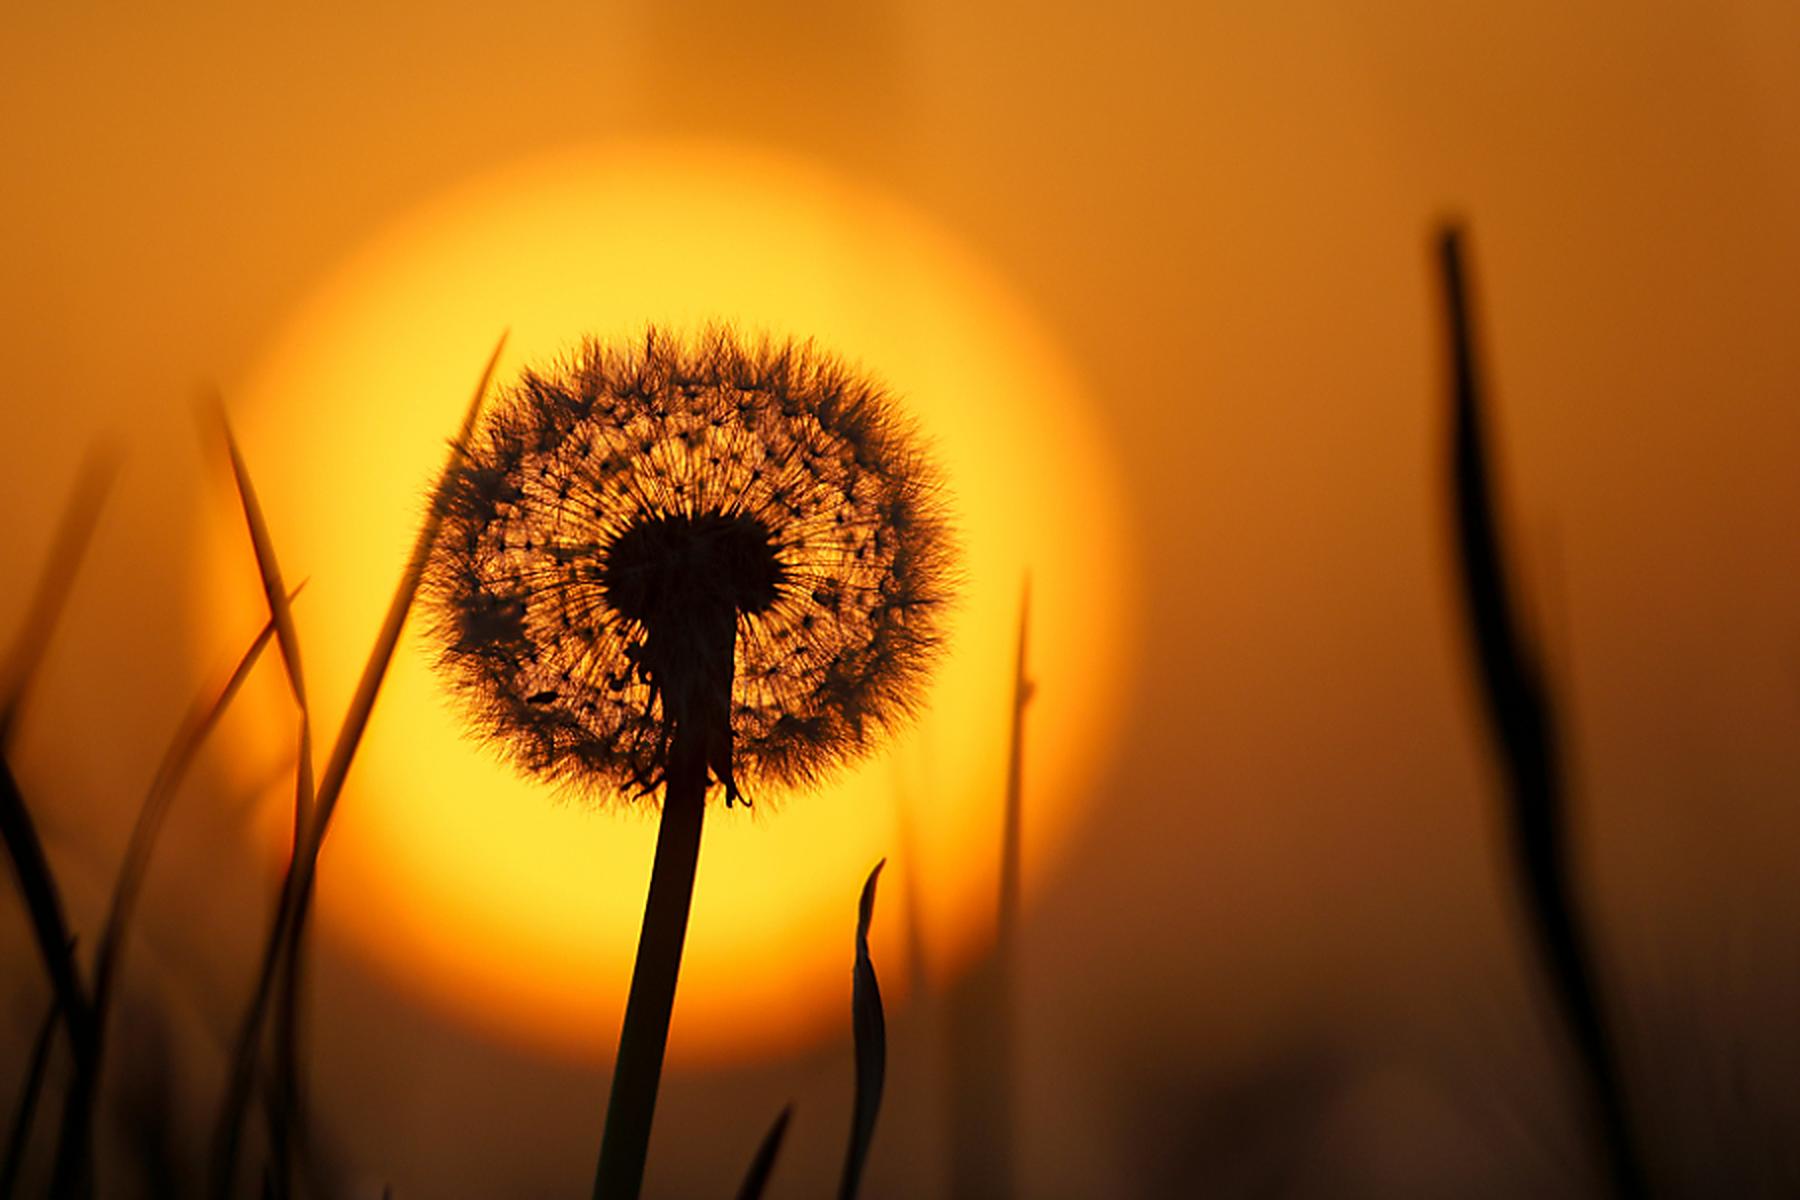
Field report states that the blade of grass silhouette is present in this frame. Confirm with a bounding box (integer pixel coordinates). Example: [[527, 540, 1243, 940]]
[[1, 1003, 57, 1199], [0, 444, 119, 751], [732, 1104, 793, 1200], [1437, 224, 1649, 1199], [0, 704, 91, 1028], [93, 601, 292, 1036], [992, 579, 1030, 1199], [0, 454, 112, 1199], [269, 712, 314, 1200], [208, 402, 316, 1199], [949, 584, 1030, 1200], [83, 600, 291, 1197], [210, 333, 505, 1199], [593, 728, 708, 1200], [838, 860, 887, 1200], [2, 753, 96, 1200]]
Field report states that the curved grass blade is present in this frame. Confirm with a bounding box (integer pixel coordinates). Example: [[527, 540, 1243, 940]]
[[206, 404, 317, 1199], [0, 452, 116, 1198], [948, 585, 1032, 1200], [0, 444, 119, 750], [210, 333, 506, 1198], [2, 754, 96, 1200], [732, 1104, 793, 1200], [838, 860, 887, 1200], [1438, 224, 1648, 1198], [92, 600, 292, 1034], [0, 1003, 58, 1199], [77, 602, 290, 1198]]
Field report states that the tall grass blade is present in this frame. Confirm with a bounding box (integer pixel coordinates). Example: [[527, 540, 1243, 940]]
[[207, 403, 317, 1199], [0, 451, 116, 1198], [210, 334, 505, 1199], [93, 603, 291, 1035], [732, 1104, 793, 1200], [80, 603, 290, 1197], [2, 728, 97, 1200], [0, 444, 118, 750], [1437, 223, 1648, 1198], [948, 585, 1032, 1200], [838, 860, 887, 1200], [0, 697, 93, 1049], [211, 407, 310, 714], [1, 1003, 57, 1199]]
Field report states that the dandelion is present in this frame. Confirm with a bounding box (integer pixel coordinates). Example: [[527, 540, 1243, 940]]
[[424, 326, 954, 1199]]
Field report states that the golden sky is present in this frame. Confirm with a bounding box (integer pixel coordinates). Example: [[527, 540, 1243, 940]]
[[3, 3, 1799, 1196]]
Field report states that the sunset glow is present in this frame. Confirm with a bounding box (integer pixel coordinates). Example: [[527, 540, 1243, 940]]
[[200, 143, 1135, 1064]]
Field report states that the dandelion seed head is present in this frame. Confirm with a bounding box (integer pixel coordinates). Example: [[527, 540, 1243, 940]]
[[426, 326, 954, 803]]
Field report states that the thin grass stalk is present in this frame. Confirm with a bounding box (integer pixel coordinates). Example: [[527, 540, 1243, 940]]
[[948, 585, 1031, 1200], [592, 728, 708, 1200], [0, 1004, 57, 1199], [838, 861, 887, 1200], [1438, 224, 1649, 1199], [269, 713, 315, 1199], [2, 753, 96, 1200], [991, 580, 1031, 1200], [0, 453, 113, 1199], [74, 607, 286, 1196], [207, 405, 316, 1199], [92, 607, 287, 1037], [210, 336, 504, 1197], [732, 1105, 793, 1200], [0, 445, 118, 750]]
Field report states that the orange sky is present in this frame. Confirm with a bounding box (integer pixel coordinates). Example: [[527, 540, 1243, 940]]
[[3, 3, 1799, 1196]]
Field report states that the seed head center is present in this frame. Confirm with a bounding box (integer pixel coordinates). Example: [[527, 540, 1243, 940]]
[[601, 511, 784, 628]]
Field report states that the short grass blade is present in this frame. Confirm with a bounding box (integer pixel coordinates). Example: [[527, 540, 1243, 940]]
[[732, 1104, 793, 1200], [0, 1003, 58, 1199], [838, 860, 887, 1200], [0, 444, 119, 750]]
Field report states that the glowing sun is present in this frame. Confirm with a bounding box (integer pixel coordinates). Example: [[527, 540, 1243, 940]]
[[204, 142, 1134, 1065]]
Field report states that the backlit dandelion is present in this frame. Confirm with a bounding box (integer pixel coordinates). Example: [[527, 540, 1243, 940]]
[[423, 325, 954, 1200], [427, 326, 953, 806]]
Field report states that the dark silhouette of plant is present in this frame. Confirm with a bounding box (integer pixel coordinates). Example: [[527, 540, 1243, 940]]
[[211, 336, 504, 1200], [424, 327, 953, 1200], [1437, 223, 1649, 1198]]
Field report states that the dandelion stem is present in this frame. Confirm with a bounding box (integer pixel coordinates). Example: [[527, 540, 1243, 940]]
[[592, 725, 708, 1200]]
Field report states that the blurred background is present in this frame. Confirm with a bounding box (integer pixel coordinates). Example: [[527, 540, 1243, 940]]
[[4, 3, 1800, 1196]]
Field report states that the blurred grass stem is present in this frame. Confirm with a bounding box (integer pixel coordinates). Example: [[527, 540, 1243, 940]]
[[1438, 223, 1649, 1199], [209, 335, 504, 1198]]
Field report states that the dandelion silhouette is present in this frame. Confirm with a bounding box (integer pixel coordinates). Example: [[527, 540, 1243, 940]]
[[424, 326, 953, 1199], [429, 325, 952, 804]]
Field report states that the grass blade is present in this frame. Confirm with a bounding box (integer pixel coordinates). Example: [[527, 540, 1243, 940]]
[[210, 405, 310, 716], [206, 403, 317, 1199], [838, 860, 887, 1200], [311, 330, 505, 840], [948, 586, 1032, 1200], [1437, 223, 1649, 1198], [0, 445, 119, 750], [0, 1003, 58, 1199], [210, 334, 505, 1198], [92, 601, 292, 1035], [79, 601, 290, 1198], [2, 744, 97, 1200], [0, 711, 93, 1062], [731, 1104, 793, 1200]]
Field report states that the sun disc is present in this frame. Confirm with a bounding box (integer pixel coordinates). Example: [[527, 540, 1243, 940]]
[[203, 142, 1136, 1065]]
